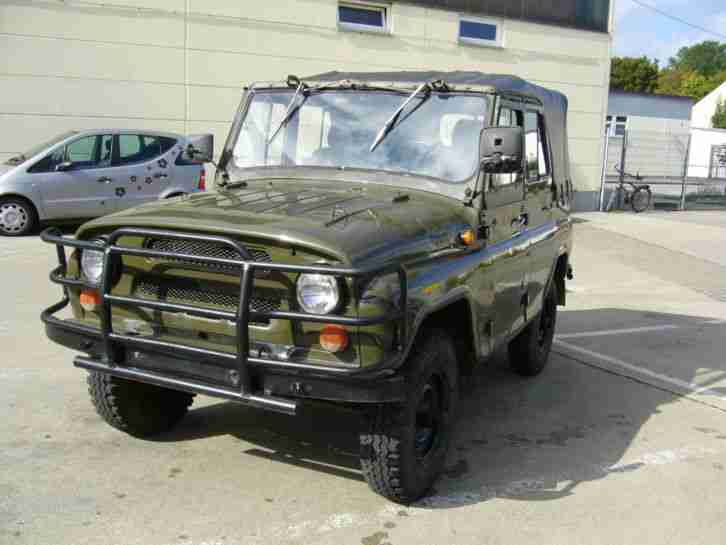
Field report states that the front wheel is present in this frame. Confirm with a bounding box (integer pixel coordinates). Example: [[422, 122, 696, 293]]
[[631, 187, 652, 213], [0, 197, 38, 236], [359, 329, 459, 503], [87, 372, 194, 438]]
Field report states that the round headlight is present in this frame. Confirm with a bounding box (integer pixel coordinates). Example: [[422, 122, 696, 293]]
[[81, 247, 105, 284], [296, 274, 341, 315]]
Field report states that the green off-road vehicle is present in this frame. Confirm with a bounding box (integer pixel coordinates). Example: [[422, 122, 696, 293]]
[[42, 71, 573, 503]]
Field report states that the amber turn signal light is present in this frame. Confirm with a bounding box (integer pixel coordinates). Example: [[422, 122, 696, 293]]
[[459, 229, 476, 246], [80, 289, 102, 312], [319, 325, 349, 353]]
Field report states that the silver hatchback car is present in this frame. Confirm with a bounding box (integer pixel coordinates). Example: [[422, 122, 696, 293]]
[[0, 129, 208, 236]]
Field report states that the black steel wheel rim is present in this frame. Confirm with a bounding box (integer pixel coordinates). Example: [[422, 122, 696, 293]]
[[414, 377, 444, 460]]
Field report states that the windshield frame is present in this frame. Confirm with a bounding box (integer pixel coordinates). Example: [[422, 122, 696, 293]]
[[224, 87, 494, 194], [5, 131, 78, 166]]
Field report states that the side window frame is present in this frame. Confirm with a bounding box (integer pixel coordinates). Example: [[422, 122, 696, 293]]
[[491, 102, 525, 189], [524, 109, 552, 185]]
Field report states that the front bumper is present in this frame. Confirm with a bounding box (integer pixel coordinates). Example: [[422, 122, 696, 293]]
[[41, 228, 408, 415]]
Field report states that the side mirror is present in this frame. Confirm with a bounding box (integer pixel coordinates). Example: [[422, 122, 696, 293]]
[[55, 161, 73, 172], [480, 127, 523, 174], [182, 133, 214, 163]]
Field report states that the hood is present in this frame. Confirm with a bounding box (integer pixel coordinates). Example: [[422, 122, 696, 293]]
[[79, 180, 474, 265]]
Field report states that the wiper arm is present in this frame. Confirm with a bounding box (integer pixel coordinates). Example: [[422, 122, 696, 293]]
[[267, 81, 307, 145], [369, 80, 443, 153]]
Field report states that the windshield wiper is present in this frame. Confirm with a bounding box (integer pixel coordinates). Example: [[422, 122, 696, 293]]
[[267, 80, 308, 145], [369, 80, 445, 153]]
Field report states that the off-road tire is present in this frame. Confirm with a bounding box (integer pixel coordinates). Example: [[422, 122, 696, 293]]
[[0, 197, 38, 236], [87, 372, 194, 438], [359, 329, 459, 503], [508, 280, 558, 377]]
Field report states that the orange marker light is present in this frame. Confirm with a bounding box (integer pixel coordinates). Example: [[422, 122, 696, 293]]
[[80, 289, 102, 312], [320, 325, 349, 353], [459, 229, 476, 246]]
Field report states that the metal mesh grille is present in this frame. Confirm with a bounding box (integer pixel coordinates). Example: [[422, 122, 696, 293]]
[[145, 238, 271, 272], [134, 280, 281, 324]]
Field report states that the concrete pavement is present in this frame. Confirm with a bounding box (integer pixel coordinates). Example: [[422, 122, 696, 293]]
[[2, 211, 726, 545]]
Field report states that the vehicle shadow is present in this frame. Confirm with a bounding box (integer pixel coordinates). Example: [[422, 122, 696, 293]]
[[156, 308, 722, 508]]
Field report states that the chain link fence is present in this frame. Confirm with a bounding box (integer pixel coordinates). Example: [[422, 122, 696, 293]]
[[599, 128, 726, 211]]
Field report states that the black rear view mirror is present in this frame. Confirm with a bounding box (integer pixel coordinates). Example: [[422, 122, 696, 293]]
[[480, 127, 523, 174], [183, 134, 214, 163]]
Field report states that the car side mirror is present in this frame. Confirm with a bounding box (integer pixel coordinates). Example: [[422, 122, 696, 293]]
[[182, 133, 214, 163], [55, 161, 73, 172], [480, 127, 523, 174]]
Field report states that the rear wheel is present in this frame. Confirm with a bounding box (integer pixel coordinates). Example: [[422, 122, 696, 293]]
[[0, 197, 38, 236], [631, 187, 652, 213], [87, 372, 193, 438], [359, 329, 459, 503], [509, 280, 558, 377]]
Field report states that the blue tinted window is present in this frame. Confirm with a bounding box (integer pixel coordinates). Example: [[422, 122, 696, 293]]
[[339, 5, 384, 27], [459, 20, 498, 42]]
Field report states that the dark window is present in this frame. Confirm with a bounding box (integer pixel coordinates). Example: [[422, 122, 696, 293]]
[[116, 134, 176, 166], [28, 147, 65, 173], [398, 0, 610, 33], [338, 3, 386, 30], [117, 134, 144, 165], [459, 20, 498, 43]]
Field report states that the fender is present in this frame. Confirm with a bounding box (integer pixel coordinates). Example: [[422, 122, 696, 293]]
[[396, 286, 482, 370]]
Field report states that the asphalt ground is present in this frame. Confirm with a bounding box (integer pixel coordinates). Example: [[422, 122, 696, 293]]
[[2, 211, 726, 545]]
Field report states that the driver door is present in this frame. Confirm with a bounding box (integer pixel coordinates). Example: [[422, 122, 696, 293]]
[[38, 133, 118, 219], [485, 104, 530, 347]]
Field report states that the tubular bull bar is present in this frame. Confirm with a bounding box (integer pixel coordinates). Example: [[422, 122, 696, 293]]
[[40, 227, 408, 415]]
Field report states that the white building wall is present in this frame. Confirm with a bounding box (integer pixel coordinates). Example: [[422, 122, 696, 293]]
[[687, 128, 726, 178], [0, 0, 613, 208], [692, 82, 726, 129]]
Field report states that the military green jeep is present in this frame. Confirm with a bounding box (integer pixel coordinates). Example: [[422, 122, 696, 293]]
[[42, 71, 573, 503]]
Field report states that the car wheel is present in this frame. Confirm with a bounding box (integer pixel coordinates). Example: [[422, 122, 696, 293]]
[[359, 329, 459, 503], [508, 279, 558, 377], [87, 372, 194, 438], [0, 197, 38, 236]]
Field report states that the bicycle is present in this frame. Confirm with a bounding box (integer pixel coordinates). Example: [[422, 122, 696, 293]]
[[606, 166, 652, 213]]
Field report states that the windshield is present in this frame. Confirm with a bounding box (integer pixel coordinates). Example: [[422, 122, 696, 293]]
[[232, 90, 490, 183], [4, 131, 77, 165]]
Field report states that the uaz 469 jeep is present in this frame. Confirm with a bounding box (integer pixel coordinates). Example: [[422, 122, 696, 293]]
[[42, 71, 573, 503]]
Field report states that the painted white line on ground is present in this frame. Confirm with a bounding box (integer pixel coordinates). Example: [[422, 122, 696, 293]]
[[556, 324, 682, 339], [554, 340, 726, 402], [556, 321, 726, 340]]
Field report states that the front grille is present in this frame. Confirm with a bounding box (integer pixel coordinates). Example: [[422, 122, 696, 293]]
[[134, 279, 281, 325], [145, 238, 271, 273]]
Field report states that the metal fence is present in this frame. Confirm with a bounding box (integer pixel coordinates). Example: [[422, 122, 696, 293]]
[[599, 129, 726, 211]]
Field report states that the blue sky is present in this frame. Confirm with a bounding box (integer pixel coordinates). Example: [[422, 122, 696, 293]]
[[614, 0, 726, 64]]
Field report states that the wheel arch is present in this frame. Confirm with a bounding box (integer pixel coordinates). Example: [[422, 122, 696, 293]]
[[0, 192, 41, 218], [403, 291, 480, 377]]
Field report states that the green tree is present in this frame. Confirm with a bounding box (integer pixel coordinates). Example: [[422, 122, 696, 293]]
[[669, 41, 726, 78], [656, 68, 689, 96], [681, 71, 717, 101], [610, 56, 660, 93], [713, 99, 726, 130]]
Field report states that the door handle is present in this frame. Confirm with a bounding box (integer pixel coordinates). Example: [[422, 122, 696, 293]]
[[153, 172, 168, 179], [97, 176, 112, 183]]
